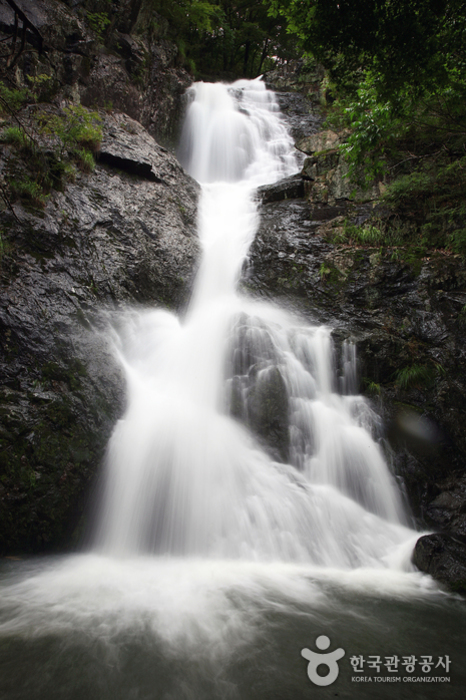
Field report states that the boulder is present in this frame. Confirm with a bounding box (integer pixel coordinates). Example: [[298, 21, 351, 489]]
[[256, 174, 304, 205], [413, 533, 466, 594], [296, 129, 341, 155]]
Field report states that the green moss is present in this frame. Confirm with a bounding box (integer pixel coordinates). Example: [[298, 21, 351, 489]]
[[73, 148, 95, 173], [319, 262, 331, 279], [0, 85, 29, 114], [87, 11, 111, 40], [319, 259, 347, 289], [381, 155, 466, 255]]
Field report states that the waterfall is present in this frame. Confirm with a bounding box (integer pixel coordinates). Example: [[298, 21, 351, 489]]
[[2, 80, 460, 700], [94, 79, 414, 567]]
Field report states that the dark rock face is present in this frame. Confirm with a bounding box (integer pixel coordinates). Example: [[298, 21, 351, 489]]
[[247, 366, 289, 463], [256, 174, 304, 205], [272, 92, 321, 144], [81, 39, 191, 148], [263, 61, 324, 142], [424, 475, 466, 538], [98, 111, 180, 183], [225, 314, 290, 462], [0, 112, 200, 553], [413, 534, 466, 594]]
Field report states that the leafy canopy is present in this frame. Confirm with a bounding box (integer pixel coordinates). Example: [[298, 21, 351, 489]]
[[151, 0, 299, 78], [267, 0, 466, 99]]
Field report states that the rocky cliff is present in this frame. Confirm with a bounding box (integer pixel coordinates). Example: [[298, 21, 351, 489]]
[[0, 0, 203, 551], [0, 0, 191, 148], [0, 110, 199, 552]]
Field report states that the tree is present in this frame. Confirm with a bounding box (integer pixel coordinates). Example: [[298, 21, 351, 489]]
[[266, 0, 466, 99], [152, 0, 298, 78]]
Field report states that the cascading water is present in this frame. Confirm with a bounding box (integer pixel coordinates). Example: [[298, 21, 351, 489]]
[[1, 80, 464, 700], [95, 79, 411, 565]]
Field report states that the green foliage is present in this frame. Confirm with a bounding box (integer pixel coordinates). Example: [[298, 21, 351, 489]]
[[87, 12, 111, 39], [319, 262, 331, 279], [266, 0, 466, 100], [0, 85, 102, 209], [39, 105, 102, 154], [381, 155, 466, 253], [151, 0, 298, 78], [73, 148, 95, 173], [9, 177, 47, 208], [343, 221, 384, 246], [449, 229, 466, 255], [0, 85, 29, 114], [268, 0, 466, 261], [321, 65, 466, 256], [394, 364, 434, 390], [0, 126, 33, 151], [328, 219, 406, 249], [328, 76, 407, 185], [363, 379, 381, 396], [0, 78, 57, 114], [394, 362, 445, 390], [26, 73, 52, 89]]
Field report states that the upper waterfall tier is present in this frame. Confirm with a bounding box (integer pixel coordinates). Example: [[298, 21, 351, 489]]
[[178, 79, 297, 185]]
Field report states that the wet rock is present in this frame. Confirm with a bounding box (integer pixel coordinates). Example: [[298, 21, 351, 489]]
[[225, 313, 289, 462], [98, 112, 184, 183], [0, 112, 200, 554], [80, 37, 191, 149], [256, 175, 304, 204], [301, 140, 380, 212], [263, 59, 325, 102], [272, 92, 321, 143], [297, 129, 342, 155], [413, 533, 466, 594], [425, 475, 466, 537], [247, 366, 290, 463], [244, 198, 333, 320], [262, 62, 324, 142]]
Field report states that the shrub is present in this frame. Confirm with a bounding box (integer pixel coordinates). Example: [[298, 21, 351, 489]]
[[1, 126, 33, 152], [9, 177, 47, 207], [74, 149, 95, 173]]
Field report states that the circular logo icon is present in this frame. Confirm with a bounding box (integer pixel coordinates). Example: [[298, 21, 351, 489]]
[[301, 635, 346, 686]]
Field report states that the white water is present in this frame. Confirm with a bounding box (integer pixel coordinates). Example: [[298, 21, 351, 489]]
[[93, 79, 415, 566], [1, 82, 448, 694]]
